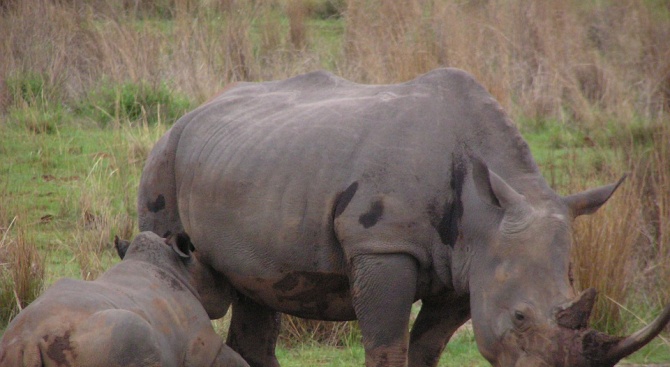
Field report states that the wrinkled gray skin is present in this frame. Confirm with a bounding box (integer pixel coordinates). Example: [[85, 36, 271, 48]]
[[0, 232, 248, 367], [137, 68, 670, 367]]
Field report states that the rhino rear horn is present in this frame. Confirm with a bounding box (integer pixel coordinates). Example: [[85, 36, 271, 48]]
[[555, 288, 597, 330]]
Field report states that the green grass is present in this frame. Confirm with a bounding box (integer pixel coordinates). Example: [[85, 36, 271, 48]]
[[76, 81, 192, 128], [1, 113, 145, 283], [275, 330, 488, 367]]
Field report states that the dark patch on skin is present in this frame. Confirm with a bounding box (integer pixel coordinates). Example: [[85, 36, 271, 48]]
[[46, 330, 74, 367], [359, 200, 384, 228], [146, 194, 165, 213], [429, 158, 466, 247], [154, 268, 183, 292], [273, 272, 351, 319], [272, 273, 300, 293], [333, 181, 358, 218]]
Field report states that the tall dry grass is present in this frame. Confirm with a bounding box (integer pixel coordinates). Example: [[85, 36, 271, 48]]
[[638, 123, 670, 308], [0, 218, 44, 325], [70, 120, 169, 279], [343, 0, 670, 128], [568, 122, 670, 333], [570, 169, 645, 332], [1, 0, 668, 125]]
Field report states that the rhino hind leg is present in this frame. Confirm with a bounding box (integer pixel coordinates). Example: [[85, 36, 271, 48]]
[[408, 294, 471, 367], [227, 295, 281, 367]]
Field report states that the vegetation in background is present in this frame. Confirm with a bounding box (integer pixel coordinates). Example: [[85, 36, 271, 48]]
[[0, 219, 44, 325], [77, 81, 192, 127], [0, 0, 668, 363]]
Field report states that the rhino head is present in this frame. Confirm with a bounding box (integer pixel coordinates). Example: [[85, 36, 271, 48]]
[[458, 159, 670, 367], [121, 231, 234, 320]]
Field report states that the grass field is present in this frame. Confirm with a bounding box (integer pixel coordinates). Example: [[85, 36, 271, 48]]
[[1, 0, 669, 365]]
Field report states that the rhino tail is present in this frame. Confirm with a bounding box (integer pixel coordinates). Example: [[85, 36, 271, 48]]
[[137, 114, 194, 237]]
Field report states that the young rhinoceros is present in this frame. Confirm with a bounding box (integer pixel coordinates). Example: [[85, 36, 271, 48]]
[[0, 231, 247, 367]]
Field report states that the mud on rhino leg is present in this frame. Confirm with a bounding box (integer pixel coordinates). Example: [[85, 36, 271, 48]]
[[408, 295, 470, 367], [351, 253, 418, 367], [226, 294, 281, 367]]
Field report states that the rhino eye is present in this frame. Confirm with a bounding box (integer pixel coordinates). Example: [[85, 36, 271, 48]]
[[511, 303, 533, 331], [514, 311, 525, 322], [512, 309, 531, 331]]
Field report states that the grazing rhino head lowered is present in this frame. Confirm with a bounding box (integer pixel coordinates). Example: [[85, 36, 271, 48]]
[[136, 68, 670, 367], [461, 163, 670, 366], [0, 231, 247, 367]]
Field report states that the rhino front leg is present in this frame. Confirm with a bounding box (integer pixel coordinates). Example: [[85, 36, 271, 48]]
[[408, 294, 470, 367], [351, 253, 418, 367], [226, 294, 281, 367]]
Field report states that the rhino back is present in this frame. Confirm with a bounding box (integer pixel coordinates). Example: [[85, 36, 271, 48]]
[[170, 69, 540, 279], [0, 262, 213, 367]]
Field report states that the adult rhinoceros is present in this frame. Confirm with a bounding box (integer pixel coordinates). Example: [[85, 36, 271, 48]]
[[138, 68, 670, 367]]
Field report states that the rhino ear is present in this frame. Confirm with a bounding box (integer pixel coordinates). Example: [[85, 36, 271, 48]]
[[114, 235, 130, 260], [471, 157, 524, 209], [166, 232, 193, 259], [563, 175, 626, 217]]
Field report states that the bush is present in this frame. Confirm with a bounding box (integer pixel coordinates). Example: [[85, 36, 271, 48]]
[[4, 71, 64, 109], [303, 0, 346, 19], [4, 72, 68, 134], [78, 81, 192, 127]]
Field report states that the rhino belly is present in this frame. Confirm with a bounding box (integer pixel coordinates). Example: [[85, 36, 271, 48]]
[[226, 270, 356, 321]]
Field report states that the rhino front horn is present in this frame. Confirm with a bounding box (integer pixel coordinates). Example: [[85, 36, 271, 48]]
[[600, 303, 670, 364], [555, 288, 597, 330]]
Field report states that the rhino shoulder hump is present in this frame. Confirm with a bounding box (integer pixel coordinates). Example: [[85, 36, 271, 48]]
[[410, 67, 486, 95]]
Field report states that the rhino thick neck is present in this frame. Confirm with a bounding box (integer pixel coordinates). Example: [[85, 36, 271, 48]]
[[448, 74, 553, 202], [470, 131, 551, 202]]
